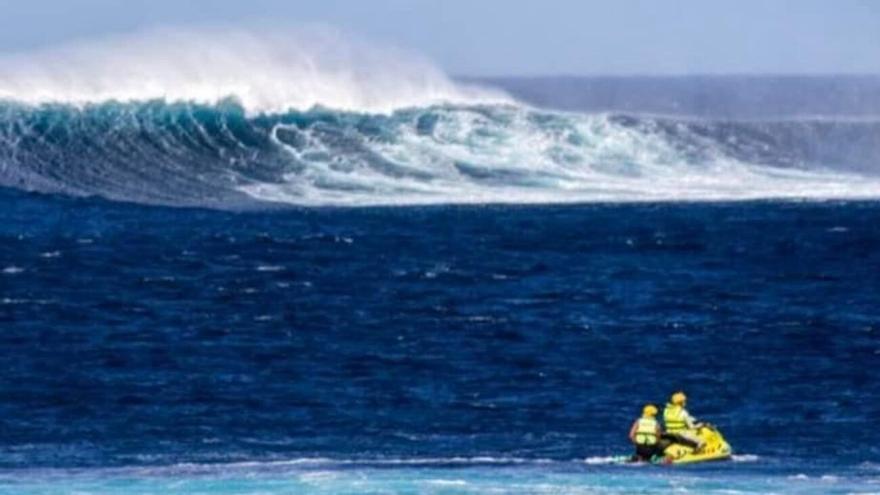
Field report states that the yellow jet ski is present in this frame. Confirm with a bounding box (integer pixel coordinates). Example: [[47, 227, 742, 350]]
[[661, 424, 732, 465]]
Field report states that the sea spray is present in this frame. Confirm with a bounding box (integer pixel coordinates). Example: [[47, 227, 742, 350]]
[[0, 25, 509, 115]]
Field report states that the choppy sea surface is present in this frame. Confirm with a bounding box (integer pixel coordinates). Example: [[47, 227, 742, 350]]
[[2, 190, 879, 493]]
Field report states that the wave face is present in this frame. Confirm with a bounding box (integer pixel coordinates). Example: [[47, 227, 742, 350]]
[[1, 100, 880, 207], [0, 27, 878, 208]]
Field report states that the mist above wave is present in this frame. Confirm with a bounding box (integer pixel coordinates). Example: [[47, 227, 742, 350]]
[[0, 25, 509, 114]]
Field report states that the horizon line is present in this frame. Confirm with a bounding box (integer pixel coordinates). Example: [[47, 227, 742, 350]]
[[457, 72, 880, 80]]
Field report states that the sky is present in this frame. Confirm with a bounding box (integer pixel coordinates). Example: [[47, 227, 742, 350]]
[[0, 0, 877, 76]]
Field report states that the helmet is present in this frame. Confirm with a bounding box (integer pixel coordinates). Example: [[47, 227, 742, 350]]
[[671, 391, 687, 405], [642, 404, 658, 417]]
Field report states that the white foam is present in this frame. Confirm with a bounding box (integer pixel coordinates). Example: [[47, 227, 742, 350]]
[[241, 107, 880, 206], [76, 456, 561, 477], [732, 454, 760, 463], [583, 456, 626, 465], [0, 25, 509, 115], [425, 479, 470, 486], [256, 265, 285, 272]]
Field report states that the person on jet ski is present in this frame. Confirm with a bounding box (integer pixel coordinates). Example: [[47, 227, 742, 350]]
[[628, 404, 668, 461], [663, 391, 705, 451]]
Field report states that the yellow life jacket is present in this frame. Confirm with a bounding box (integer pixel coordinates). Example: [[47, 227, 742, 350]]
[[634, 417, 658, 445], [664, 403, 687, 432]]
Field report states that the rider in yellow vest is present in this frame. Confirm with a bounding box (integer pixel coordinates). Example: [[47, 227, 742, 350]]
[[663, 391, 705, 451], [628, 404, 666, 461]]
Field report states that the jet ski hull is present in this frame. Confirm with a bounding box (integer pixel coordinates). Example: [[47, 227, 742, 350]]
[[662, 425, 732, 464], [614, 425, 733, 465]]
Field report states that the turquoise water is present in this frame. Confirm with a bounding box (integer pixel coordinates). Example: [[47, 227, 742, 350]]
[[2, 459, 879, 494]]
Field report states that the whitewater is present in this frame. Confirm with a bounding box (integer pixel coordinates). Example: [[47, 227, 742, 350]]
[[1, 26, 879, 208]]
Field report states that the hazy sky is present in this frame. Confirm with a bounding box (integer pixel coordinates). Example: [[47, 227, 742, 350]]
[[0, 0, 877, 76]]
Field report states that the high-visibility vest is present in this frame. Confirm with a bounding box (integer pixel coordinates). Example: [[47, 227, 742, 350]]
[[664, 404, 687, 432], [634, 417, 658, 445]]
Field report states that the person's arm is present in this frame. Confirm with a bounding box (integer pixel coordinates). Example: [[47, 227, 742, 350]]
[[629, 422, 638, 442], [683, 410, 698, 429]]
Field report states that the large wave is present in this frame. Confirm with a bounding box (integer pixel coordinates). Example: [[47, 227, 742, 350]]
[[2, 100, 879, 207], [1, 27, 879, 208]]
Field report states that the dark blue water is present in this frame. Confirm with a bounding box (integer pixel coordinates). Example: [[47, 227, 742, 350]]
[[2, 188, 878, 483]]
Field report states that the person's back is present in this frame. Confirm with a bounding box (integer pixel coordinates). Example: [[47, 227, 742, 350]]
[[629, 404, 664, 461], [663, 391, 705, 450]]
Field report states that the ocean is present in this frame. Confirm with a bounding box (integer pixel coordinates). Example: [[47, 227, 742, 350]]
[[1, 28, 879, 493]]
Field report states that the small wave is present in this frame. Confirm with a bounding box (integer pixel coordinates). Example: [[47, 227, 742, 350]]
[[0, 298, 53, 305], [787, 473, 843, 483], [329, 456, 557, 466], [256, 265, 285, 272], [731, 454, 760, 463], [2, 266, 24, 275], [582, 454, 758, 465], [17, 456, 564, 478], [583, 456, 628, 465]]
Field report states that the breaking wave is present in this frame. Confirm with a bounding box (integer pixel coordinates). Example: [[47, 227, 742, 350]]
[[2, 100, 879, 207], [1, 27, 879, 208]]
